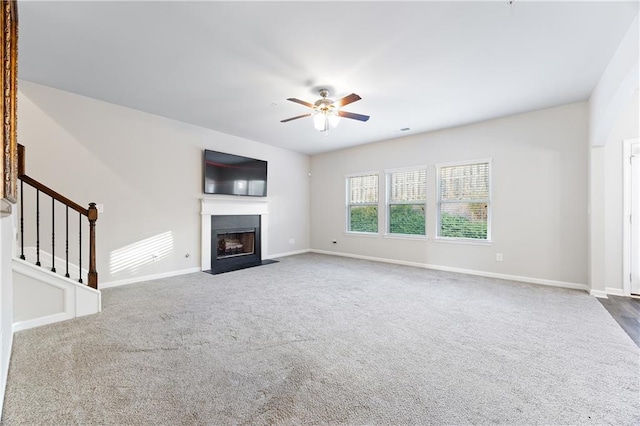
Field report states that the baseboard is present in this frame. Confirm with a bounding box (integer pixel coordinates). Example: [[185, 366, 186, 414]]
[[103, 251, 311, 288], [310, 249, 589, 292], [590, 289, 609, 298], [604, 287, 625, 296], [13, 312, 74, 333], [100, 267, 202, 289], [265, 249, 311, 259]]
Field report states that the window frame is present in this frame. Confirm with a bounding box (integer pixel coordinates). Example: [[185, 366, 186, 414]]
[[436, 159, 492, 243], [385, 165, 428, 238], [345, 172, 380, 235]]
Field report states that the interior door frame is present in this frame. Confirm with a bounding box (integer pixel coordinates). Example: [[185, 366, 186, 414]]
[[623, 138, 639, 296]]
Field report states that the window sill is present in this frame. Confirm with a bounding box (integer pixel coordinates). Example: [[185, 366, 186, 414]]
[[434, 237, 492, 246], [344, 231, 380, 238], [383, 233, 427, 241]]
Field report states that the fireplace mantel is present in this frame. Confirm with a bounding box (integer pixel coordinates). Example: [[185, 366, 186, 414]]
[[200, 197, 269, 270]]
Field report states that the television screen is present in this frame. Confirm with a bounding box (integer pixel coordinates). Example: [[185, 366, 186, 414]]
[[204, 150, 267, 197]]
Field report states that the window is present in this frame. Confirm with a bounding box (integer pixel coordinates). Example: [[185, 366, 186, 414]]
[[437, 160, 490, 240], [347, 174, 379, 233], [387, 168, 426, 236]]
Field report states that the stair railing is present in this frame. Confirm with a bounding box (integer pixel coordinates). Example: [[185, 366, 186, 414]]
[[17, 144, 98, 289]]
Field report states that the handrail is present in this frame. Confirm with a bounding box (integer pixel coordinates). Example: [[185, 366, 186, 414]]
[[17, 144, 99, 289], [18, 175, 88, 216]]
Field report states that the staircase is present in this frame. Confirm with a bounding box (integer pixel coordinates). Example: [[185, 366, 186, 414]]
[[12, 145, 101, 331]]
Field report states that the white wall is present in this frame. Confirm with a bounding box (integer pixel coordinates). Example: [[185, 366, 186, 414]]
[[17, 81, 310, 285], [602, 92, 639, 294], [311, 102, 589, 287], [589, 13, 638, 148], [589, 146, 606, 294]]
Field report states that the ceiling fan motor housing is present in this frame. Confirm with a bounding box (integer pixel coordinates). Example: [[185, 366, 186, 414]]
[[314, 89, 334, 112]]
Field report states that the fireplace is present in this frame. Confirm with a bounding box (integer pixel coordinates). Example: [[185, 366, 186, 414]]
[[210, 215, 261, 274], [201, 197, 273, 273]]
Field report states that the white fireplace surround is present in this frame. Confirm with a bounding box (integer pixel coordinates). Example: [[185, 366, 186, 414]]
[[201, 197, 269, 271]]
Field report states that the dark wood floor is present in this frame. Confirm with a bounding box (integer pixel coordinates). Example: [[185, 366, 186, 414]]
[[598, 295, 640, 348]]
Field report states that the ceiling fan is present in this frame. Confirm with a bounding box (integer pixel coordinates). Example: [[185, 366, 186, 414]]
[[280, 89, 370, 132]]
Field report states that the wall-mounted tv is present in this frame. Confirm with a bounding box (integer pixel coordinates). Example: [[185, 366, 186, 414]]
[[204, 150, 268, 197]]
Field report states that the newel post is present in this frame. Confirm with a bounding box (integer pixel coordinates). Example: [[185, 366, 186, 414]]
[[88, 202, 98, 289], [17, 144, 24, 177]]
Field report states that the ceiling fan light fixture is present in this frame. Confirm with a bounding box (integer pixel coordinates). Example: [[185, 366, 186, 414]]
[[328, 111, 341, 128], [313, 111, 328, 131], [313, 108, 340, 132]]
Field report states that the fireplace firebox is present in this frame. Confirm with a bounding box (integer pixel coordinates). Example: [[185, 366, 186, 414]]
[[217, 229, 255, 259], [210, 215, 262, 274]]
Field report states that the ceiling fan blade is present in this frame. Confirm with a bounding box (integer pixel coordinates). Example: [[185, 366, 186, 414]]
[[286, 98, 314, 108], [280, 113, 312, 123], [334, 93, 361, 108], [338, 111, 370, 122]]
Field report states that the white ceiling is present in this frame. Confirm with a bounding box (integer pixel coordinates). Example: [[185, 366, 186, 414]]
[[17, 1, 638, 155]]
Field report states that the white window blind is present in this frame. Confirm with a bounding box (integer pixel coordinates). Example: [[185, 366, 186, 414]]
[[349, 174, 379, 204], [438, 161, 490, 240]]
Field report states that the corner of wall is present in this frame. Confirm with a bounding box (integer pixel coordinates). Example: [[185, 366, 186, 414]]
[[588, 12, 639, 294], [0, 211, 16, 419]]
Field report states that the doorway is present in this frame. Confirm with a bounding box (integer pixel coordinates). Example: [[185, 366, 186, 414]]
[[626, 139, 640, 295]]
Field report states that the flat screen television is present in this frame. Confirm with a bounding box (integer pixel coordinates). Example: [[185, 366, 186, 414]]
[[204, 150, 267, 197]]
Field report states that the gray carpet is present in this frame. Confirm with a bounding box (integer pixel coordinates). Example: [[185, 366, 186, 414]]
[[2, 253, 639, 425]]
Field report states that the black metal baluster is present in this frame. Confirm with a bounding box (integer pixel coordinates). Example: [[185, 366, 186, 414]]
[[51, 197, 56, 273], [19, 180, 24, 260], [35, 189, 41, 267], [78, 213, 83, 284], [65, 206, 70, 278]]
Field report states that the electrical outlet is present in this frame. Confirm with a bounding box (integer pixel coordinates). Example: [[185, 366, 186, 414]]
[[496, 253, 503, 262], [96, 204, 104, 213], [288, 238, 295, 245]]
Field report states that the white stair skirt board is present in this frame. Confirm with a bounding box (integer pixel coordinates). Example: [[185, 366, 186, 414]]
[[20, 247, 88, 282], [12, 258, 101, 332]]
